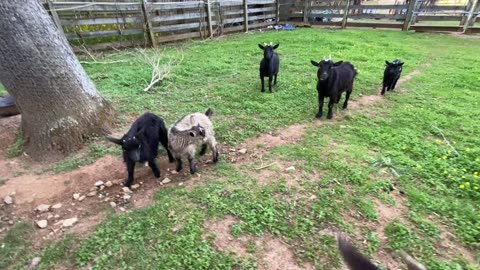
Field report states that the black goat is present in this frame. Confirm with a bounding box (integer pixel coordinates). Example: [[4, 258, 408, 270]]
[[311, 58, 357, 119], [337, 235, 427, 270], [259, 43, 280, 93], [382, 59, 404, 95], [107, 112, 174, 187]]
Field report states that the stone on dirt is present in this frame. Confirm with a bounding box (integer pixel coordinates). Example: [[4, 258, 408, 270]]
[[36, 220, 48, 229], [73, 193, 81, 200], [131, 184, 140, 190], [29, 257, 41, 269], [51, 203, 62, 209], [122, 187, 133, 194], [94, 180, 104, 187], [3, 196, 13, 205], [62, 217, 78, 227], [162, 178, 172, 184], [238, 148, 247, 154], [35, 204, 51, 212], [104, 181, 113, 187]]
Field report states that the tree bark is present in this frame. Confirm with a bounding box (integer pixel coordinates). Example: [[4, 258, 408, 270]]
[[0, 0, 115, 160]]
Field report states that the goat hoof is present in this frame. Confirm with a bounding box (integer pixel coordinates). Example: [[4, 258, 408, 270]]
[[327, 114, 333, 120], [342, 106, 348, 110], [315, 113, 322, 119], [153, 170, 160, 178]]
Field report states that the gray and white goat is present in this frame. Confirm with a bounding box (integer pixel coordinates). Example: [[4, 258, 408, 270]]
[[168, 108, 219, 174]]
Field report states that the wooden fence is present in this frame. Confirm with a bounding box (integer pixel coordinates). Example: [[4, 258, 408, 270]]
[[279, 0, 480, 33], [43, 0, 479, 51], [44, 0, 277, 50]]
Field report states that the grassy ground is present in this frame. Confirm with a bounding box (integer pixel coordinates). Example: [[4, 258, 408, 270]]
[[1, 28, 480, 269]]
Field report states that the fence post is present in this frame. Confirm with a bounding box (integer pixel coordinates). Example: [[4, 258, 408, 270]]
[[460, 0, 474, 26], [341, 0, 351, 29], [276, 0, 280, 23], [206, 0, 214, 37], [402, 0, 417, 31], [47, 0, 67, 40], [141, 0, 156, 47], [463, 0, 480, 33], [243, 0, 249, 32], [303, 0, 309, 23]]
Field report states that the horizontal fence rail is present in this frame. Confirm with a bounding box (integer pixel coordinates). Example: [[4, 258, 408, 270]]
[[42, 0, 480, 50]]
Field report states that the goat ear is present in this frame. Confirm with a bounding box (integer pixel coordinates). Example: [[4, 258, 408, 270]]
[[311, 60, 319, 67], [106, 136, 122, 145], [272, 44, 279, 49], [334, 61, 343, 66], [189, 131, 196, 137], [385, 60, 391, 65], [399, 62, 404, 66], [258, 44, 265, 50], [337, 234, 379, 270]]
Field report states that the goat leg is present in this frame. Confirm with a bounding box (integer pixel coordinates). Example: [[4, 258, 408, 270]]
[[175, 156, 183, 172], [316, 94, 324, 118], [188, 157, 197, 174], [268, 76, 273, 93], [148, 159, 160, 178], [343, 90, 351, 109], [327, 98, 335, 119], [260, 76, 265, 92], [125, 160, 135, 187]]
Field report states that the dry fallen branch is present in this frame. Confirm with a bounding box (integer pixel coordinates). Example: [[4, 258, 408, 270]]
[[138, 48, 184, 92], [79, 60, 127, 64]]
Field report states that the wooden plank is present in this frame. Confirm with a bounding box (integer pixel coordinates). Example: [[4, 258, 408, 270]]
[[415, 15, 463, 21], [313, 4, 407, 9], [223, 9, 244, 16], [61, 17, 141, 26], [342, 0, 351, 29], [219, 1, 243, 7], [464, 0, 479, 31], [151, 12, 203, 23], [157, 31, 202, 43], [410, 25, 463, 32], [224, 17, 245, 24], [303, 0, 309, 23], [47, 0, 67, 40], [142, 0, 156, 47], [72, 39, 144, 52], [249, 7, 276, 13], [419, 5, 467, 11], [243, 0, 249, 31], [248, 14, 276, 20], [53, 2, 141, 12], [149, 1, 203, 11], [276, 0, 280, 23], [152, 22, 213, 32], [402, 0, 417, 30], [65, 28, 143, 39], [248, 0, 275, 4], [206, 0, 214, 37], [348, 14, 406, 19]]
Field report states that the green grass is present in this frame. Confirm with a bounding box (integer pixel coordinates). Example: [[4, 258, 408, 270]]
[[1, 28, 480, 269]]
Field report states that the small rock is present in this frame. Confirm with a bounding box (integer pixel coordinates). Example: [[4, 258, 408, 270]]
[[10, 191, 16, 196], [47, 214, 54, 220], [122, 187, 133, 194], [51, 203, 62, 209], [94, 181, 104, 187], [110, 202, 117, 208], [86, 191, 97, 197], [229, 148, 236, 152], [73, 193, 80, 200], [178, 183, 184, 186], [140, 182, 144, 185], [162, 178, 172, 184], [77, 195, 86, 202], [29, 257, 41, 268], [309, 195, 318, 200], [62, 217, 78, 227], [8, 220, 14, 225], [54, 214, 60, 219], [35, 204, 50, 212], [285, 166, 295, 172], [104, 181, 113, 187], [98, 194, 104, 199], [104, 197, 110, 202], [171, 170, 178, 175], [99, 185, 105, 191], [119, 207, 126, 212], [123, 194, 131, 201], [3, 196, 13, 205], [36, 220, 48, 229], [131, 184, 140, 190], [238, 148, 247, 154], [172, 225, 181, 233], [168, 210, 175, 218]]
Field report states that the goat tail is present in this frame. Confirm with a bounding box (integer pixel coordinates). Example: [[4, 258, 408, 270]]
[[205, 108, 214, 119], [337, 234, 379, 270], [399, 250, 427, 270]]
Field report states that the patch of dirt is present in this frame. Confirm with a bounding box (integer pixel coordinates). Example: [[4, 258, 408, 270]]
[[204, 216, 314, 270], [349, 94, 383, 109], [203, 215, 248, 257], [450, 32, 480, 39], [0, 115, 20, 155]]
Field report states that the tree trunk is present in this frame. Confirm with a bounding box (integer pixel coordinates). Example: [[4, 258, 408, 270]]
[[0, 1, 115, 160]]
